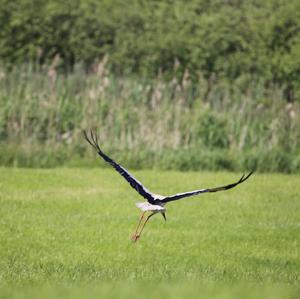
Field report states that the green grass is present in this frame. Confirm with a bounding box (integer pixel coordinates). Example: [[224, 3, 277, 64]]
[[0, 168, 299, 298]]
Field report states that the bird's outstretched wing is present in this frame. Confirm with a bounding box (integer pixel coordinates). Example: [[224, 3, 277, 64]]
[[83, 130, 156, 204], [160, 172, 254, 203]]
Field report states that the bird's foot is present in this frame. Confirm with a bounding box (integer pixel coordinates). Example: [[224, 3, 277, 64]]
[[131, 234, 140, 242]]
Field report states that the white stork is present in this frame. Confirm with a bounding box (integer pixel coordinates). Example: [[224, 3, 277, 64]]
[[84, 130, 254, 242]]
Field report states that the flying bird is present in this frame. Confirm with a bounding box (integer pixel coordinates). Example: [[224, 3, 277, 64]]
[[84, 130, 254, 242]]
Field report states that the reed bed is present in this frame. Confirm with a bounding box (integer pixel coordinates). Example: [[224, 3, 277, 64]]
[[0, 62, 299, 172]]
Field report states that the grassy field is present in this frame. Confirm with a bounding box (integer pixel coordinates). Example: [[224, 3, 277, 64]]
[[0, 168, 299, 298]]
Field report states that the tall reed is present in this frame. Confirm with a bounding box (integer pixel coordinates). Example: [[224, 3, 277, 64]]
[[0, 62, 299, 172]]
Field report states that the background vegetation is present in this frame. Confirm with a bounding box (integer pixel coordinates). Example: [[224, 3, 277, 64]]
[[0, 0, 299, 171], [1, 0, 300, 92], [0, 63, 299, 172]]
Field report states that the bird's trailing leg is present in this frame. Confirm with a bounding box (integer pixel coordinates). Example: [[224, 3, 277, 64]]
[[132, 212, 155, 242], [131, 212, 146, 241]]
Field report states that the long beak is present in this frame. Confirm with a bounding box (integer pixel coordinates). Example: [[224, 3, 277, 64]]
[[162, 212, 167, 221]]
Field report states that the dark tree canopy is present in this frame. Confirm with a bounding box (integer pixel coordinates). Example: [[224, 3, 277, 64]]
[[0, 0, 300, 93]]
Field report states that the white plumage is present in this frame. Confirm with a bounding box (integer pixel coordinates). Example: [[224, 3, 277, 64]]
[[136, 202, 166, 212]]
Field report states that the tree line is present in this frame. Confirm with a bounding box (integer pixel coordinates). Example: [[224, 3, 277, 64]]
[[0, 0, 300, 100]]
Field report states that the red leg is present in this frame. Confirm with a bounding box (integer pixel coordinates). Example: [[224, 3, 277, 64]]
[[134, 212, 155, 241], [131, 212, 146, 241]]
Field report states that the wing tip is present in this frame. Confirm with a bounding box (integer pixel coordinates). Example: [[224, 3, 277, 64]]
[[83, 129, 102, 153]]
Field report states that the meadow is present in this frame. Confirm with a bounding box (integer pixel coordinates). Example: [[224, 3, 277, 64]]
[[0, 167, 299, 298]]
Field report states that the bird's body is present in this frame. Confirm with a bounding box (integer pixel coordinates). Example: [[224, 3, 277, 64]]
[[136, 201, 166, 212], [84, 130, 254, 242], [136, 193, 166, 211]]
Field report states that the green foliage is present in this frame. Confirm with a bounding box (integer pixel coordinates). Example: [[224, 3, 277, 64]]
[[0, 64, 299, 172], [1, 0, 300, 96], [1, 0, 299, 172], [0, 168, 299, 297]]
